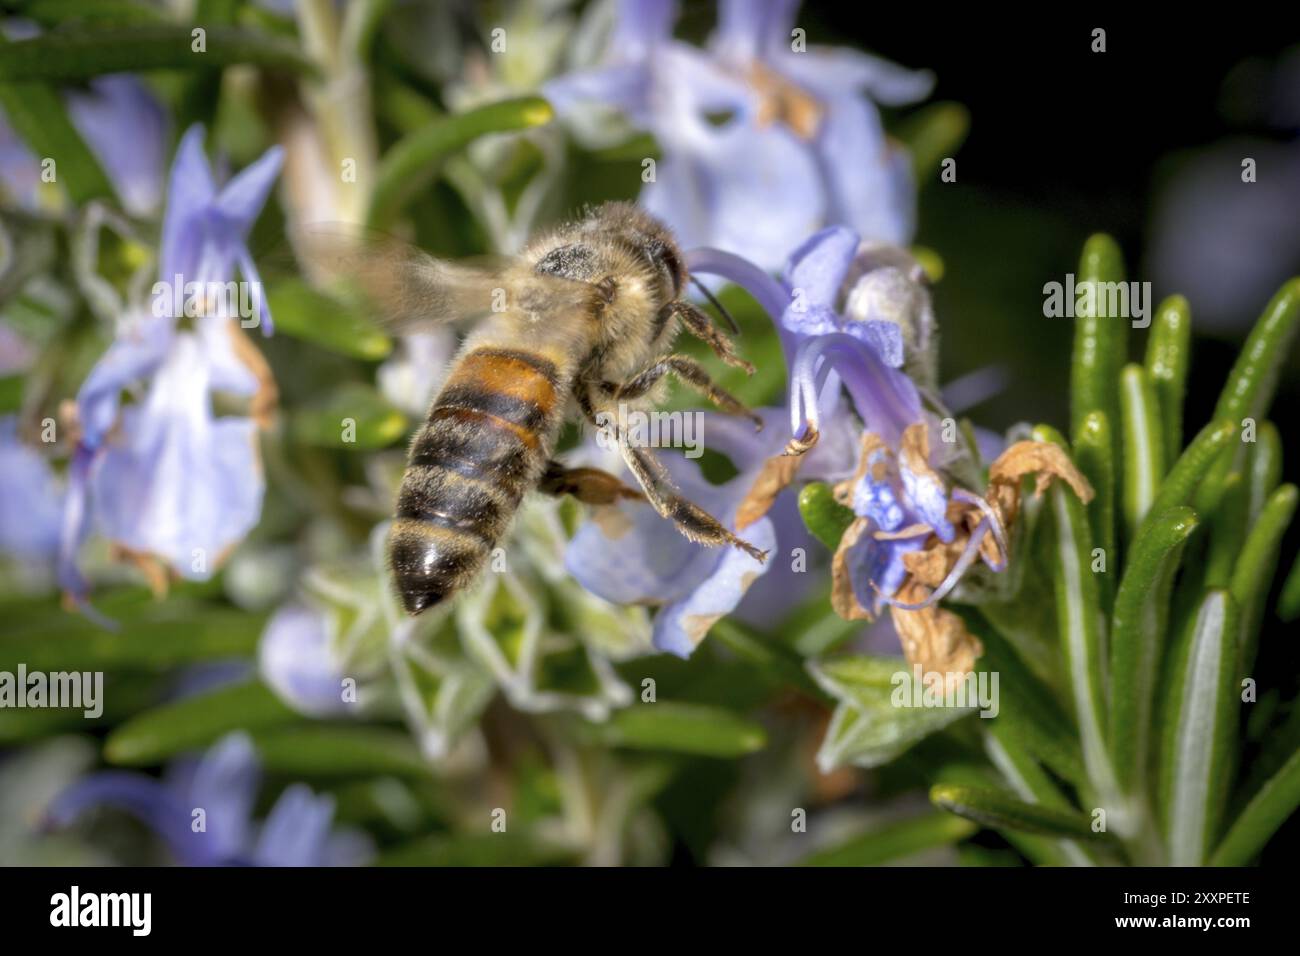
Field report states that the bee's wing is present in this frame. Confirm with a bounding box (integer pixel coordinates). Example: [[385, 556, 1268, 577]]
[[293, 225, 513, 332]]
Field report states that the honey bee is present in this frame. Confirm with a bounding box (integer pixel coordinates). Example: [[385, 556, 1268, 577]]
[[307, 202, 767, 614]]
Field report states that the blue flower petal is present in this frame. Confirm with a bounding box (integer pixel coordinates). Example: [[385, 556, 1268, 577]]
[[259, 603, 353, 717], [253, 784, 337, 866], [842, 317, 905, 368], [159, 126, 216, 280], [46, 772, 216, 866], [850, 450, 905, 531], [783, 225, 858, 308], [653, 514, 775, 657], [183, 732, 259, 861]]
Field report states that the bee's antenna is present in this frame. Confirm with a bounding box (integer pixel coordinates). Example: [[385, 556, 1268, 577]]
[[690, 276, 742, 336]]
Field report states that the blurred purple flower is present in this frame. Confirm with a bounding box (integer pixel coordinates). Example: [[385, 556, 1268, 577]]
[[565, 411, 779, 658], [545, 0, 931, 271], [259, 602, 356, 717], [60, 125, 283, 604], [0, 416, 64, 562], [0, 75, 166, 216], [45, 733, 371, 867]]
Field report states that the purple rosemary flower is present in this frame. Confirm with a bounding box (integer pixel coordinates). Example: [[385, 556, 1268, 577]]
[[545, 0, 931, 270], [564, 411, 779, 658], [0, 416, 64, 563], [690, 226, 934, 456], [59, 126, 283, 605], [0, 75, 166, 216], [45, 733, 371, 867]]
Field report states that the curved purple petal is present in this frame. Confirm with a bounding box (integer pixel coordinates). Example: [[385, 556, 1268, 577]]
[[0, 417, 64, 560], [214, 144, 284, 234], [65, 76, 167, 217], [653, 513, 775, 657], [183, 732, 260, 860], [784, 224, 858, 308], [252, 784, 337, 866], [45, 772, 219, 866], [160, 126, 217, 281]]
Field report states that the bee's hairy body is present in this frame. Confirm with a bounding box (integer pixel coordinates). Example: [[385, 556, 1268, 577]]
[[389, 203, 696, 614]]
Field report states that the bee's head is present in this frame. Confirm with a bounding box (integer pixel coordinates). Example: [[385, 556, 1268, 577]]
[[589, 202, 686, 302]]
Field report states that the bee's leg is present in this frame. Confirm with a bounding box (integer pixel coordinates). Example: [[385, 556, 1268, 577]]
[[662, 301, 755, 374], [539, 461, 642, 504], [603, 355, 762, 428], [580, 391, 767, 562]]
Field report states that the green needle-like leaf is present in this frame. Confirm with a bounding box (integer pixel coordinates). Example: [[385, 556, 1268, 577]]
[[1141, 419, 1235, 529], [1210, 747, 1300, 866], [1073, 410, 1115, 610], [250, 726, 430, 778], [0, 603, 264, 672], [11, 1, 169, 27], [0, 26, 317, 81], [930, 783, 1111, 842], [1161, 590, 1240, 865], [1109, 506, 1198, 799], [291, 382, 408, 448], [800, 811, 977, 866], [894, 101, 969, 184], [1070, 234, 1127, 457], [1231, 484, 1298, 677], [367, 96, 553, 229], [105, 681, 298, 766], [797, 481, 854, 551], [0, 34, 114, 206], [1203, 472, 1249, 591], [266, 279, 392, 360], [1197, 279, 1300, 514], [1280, 551, 1300, 622], [1246, 421, 1282, 526], [1144, 294, 1191, 467], [1037, 424, 1115, 805], [591, 702, 767, 758], [968, 612, 1084, 785], [983, 729, 1102, 865], [1118, 364, 1165, 538]]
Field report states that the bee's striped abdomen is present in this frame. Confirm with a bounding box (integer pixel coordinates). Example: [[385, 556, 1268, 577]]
[[389, 347, 561, 614]]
